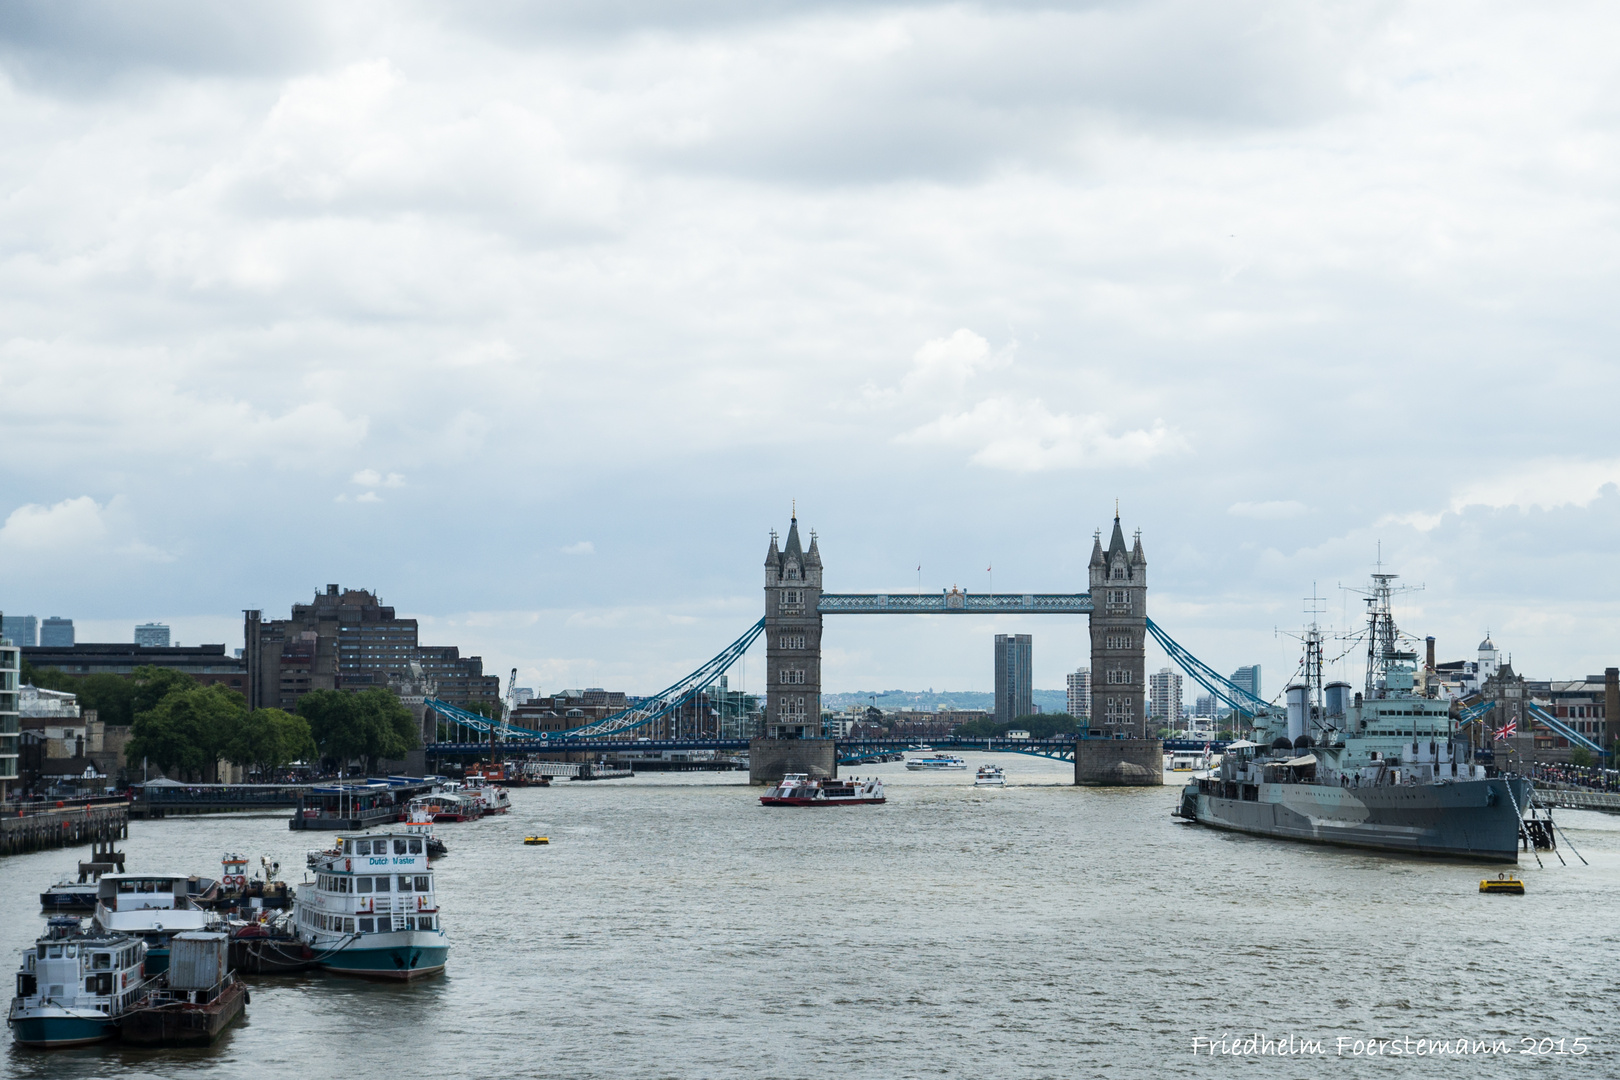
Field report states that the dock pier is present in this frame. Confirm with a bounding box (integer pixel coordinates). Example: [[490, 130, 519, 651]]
[[0, 798, 129, 857]]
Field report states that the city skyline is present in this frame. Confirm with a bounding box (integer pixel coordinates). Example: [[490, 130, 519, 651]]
[[3, 4, 1619, 697]]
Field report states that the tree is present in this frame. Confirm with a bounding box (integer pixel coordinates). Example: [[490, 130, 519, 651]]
[[299, 688, 420, 774], [226, 708, 315, 779], [952, 713, 1083, 740], [20, 664, 143, 725], [126, 683, 248, 781], [132, 665, 198, 716], [1570, 746, 1594, 769]]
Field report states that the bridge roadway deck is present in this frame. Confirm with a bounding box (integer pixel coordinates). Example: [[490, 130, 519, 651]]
[[817, 592, 1092, 614], [427, 736, 1222, 756]]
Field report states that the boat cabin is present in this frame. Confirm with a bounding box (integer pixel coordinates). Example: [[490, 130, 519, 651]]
[[16, 922, 147, 1018]]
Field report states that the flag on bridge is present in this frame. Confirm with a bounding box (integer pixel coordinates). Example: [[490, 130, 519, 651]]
[[1494, 719, 1517, 740]]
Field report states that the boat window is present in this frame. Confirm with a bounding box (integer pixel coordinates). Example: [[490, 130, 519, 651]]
[[92, 953, 110, 970], [374, 876, 391, 892], [344, 918, 355, 933], [408, 839, 423, 855], [47, 945, 62, 958], [359, 918, 375, 933], [350, 840, 365, 855], [37, 945, 46, 959], [358, 876, 373, 893], [118, 881, 136, 893], [138, 880, 156, 893], [340, 877, 350, 893], [394, 839, 407, 855], [398, 875, 414, 892], [413, 876, 429, 892]]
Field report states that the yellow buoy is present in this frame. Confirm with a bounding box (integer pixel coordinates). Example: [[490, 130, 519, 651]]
[[1479, 873, 1524, 895], [524, 836, 550, 845]]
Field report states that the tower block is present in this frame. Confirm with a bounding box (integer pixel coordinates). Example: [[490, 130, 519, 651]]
[[751, 512, 835, 784], [1077, 509, 1162, 785]]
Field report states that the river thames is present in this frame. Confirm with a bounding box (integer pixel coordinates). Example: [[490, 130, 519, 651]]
[[3, 756, 1616, 1078]]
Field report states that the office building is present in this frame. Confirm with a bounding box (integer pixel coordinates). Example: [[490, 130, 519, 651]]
[[40, 617, 75, 648], [134, 623, 171, 648], [994, 633, 1033, 724], [21, 643, 246, 691], [1066, 666, 1092, 720], [1148, 667, 1183, 724], [244, 585, 501, 718], [1230, 665, 1262, 703], [2, 615, 37, 647]]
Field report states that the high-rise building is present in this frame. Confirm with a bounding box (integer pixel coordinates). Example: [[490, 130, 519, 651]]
[[994, 634, 1033, 724], [40, 617, 75, 648], [1066, 666, 1092, 720], [0, 619, 18, 798], [134, 623, 171, 648], [1193, 693, 1217, 717], [244, 585, 501, 721], [1148, 667, 1183, 724], [2, 615, 37, 647], [1230, 665, 1262, 704], [1088, 511, 1148, 738]]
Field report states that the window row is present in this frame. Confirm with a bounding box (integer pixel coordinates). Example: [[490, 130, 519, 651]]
[[1105, 669, 1134, 684], [318, 874, 432, 893], [345, 837, 422, 856], [1104, 634, 1133, 650], [779, 669, 807, 684], [778, 635, 807, 650], [301, 909, 437, 934]]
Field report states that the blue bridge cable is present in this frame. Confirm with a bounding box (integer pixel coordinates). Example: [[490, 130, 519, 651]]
[[1525, 702, 1608, 756], [426, 618, 767, 746], [1143, 617, 1278, 720]]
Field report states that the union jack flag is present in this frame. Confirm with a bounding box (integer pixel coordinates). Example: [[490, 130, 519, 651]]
[[1494, 719, 1517, 740]]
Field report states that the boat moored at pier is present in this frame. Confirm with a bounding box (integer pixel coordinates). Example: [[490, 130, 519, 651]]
[[92, 874, 215, 977], [8, 917, 149, 1048], [295, 832, 449, 980]]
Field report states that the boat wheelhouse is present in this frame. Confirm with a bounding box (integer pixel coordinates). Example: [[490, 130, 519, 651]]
[[295, 832, 449, 980], [91, 874, 213, 977], [8, 917, 149, 1048]]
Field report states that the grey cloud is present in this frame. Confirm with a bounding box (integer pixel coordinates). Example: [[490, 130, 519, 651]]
[[0, 0, 325, 93]]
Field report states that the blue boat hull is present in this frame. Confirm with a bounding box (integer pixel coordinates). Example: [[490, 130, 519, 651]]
[[314, 931, 448, 980], [9, 1011, 117, 1048]]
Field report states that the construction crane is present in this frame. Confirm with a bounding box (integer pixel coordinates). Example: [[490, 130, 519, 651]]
[[504, 667, 518, 723]]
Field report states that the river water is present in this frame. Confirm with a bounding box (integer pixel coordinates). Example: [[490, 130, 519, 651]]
[[3, 756, 1617, 1078]]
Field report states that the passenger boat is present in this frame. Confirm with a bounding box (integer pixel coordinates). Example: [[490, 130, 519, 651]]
[[407, 791, 482, 823], [39, 840, 126, 913], [403, 806, 449, 858], [760, 774, 886, 806], [974, 765, 1007, 787], [457, 777, 512, 814], [295, 832, 449, 980], [7, 917, 149, 1048], [91, 874, 215, 977], [905, 754, 967, 771]]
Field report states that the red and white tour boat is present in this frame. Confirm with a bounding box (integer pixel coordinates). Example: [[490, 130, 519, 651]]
[[759, 774, 885, 807]]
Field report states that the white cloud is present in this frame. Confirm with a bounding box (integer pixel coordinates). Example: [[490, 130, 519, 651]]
[[561, 541, 595, 556], [898, 398, 1182, 471], [0, 496, 109, 551], [1389, 459, 1620, 531], [352, 468, 382, 486], [1229, 500, 1309, 520], [356, 491, 382, 503]]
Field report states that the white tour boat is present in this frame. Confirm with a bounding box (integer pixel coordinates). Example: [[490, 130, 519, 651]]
[[456, 776, 512, 814], [905, 754, 968, 771], [91, 874, 214, 978], [974, 765, 1007, 786], [760, 775, 886, 806], [295, 832, 449, 980], [8, 917, 149, 1048]]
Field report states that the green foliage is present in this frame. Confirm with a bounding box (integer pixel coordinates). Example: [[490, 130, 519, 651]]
[[953, 713, 1083, 739], [1570, 746, 1594, 769], [126, 683, 248, 781], [298, 687, 420, 773], [19, 664, 148, 726], [227, 708, 315, 777]]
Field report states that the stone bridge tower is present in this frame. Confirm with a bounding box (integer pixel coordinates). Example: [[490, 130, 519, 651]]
[[763, 511, 823, 739], [1088, 510, 1148, 739]]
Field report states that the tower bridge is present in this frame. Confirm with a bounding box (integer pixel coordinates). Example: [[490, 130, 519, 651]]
[[425, 509, 1275, 786]]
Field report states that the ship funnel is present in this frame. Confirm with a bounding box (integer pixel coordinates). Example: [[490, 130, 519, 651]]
[[1325, 681, 1351, 718], [1286, 684, 1308, 742]]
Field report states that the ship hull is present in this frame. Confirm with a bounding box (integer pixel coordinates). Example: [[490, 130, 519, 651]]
[[312, 931, 449, 980], [759, 797, 885, 806], [1182, 776, 1531, 863], [8, 1008, 117, 1048]]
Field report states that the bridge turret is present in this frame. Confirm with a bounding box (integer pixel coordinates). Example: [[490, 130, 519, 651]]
[[764, 512, 823, 740], [1089, 509, 1148, 739]]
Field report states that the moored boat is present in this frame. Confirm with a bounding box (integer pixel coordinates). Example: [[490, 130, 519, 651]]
[[760, 774, 886, 806], [91, 874, 215, 977], [121, 932, 247, 1046], [295, 832, 449, 980], [403, 805, 449, 859], [7, 917, 149, 1048]]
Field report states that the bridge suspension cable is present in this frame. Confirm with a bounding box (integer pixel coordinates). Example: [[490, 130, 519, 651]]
[[427, 618, 766, 744], [1144, 617, 1279, 720]]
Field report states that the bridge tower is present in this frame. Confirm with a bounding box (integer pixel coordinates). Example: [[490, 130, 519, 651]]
[[1088, 510, 1148, 739], [763, 512, 823, 738]]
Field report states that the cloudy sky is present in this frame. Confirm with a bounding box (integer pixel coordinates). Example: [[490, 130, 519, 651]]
[[3, 0, 1618, 701]]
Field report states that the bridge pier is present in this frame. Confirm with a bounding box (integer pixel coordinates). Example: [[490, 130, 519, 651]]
[[1074, 738, 1164, 786], [749, 738, 836, 785]]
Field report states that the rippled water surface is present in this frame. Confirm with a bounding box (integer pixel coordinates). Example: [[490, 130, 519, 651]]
[[4, 756, 1617, 1078]]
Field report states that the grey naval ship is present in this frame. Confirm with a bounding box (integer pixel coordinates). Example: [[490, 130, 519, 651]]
[[1177, 572, 1533, 862]]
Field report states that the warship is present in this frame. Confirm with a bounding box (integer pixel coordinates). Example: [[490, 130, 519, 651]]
[[1177, 572, 1534, 862]]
